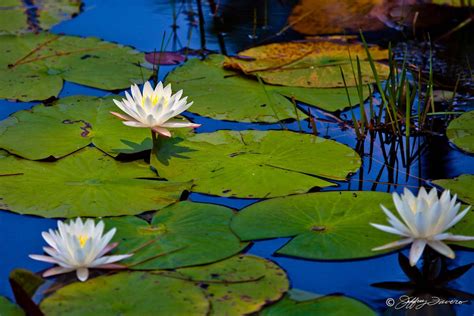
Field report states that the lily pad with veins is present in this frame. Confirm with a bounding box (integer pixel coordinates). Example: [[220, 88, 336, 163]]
[[152, 130, 361, 198], [0, 147, 191, 218], [0, 95, 193, 160], [0, 33, 151, 101], [103, 201, 248, 270], [165, 54, 369, 123], [231, 191, 400, 260]]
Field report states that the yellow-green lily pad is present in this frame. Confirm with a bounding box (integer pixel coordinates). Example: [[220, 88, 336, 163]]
[[0, 296, 24, 316], [103, 201, 248, 270], [0, 33, 151, 101], [446, 111, 474, 154], [152, 130, 361, 198], [0, 147, 190, 218]]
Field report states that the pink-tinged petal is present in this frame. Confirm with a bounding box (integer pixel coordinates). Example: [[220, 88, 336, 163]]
[[95, 263, 128, 269], [29, 254, 59, 264], [409, 239, 427, 266], [427, 240, 455, 259], [372, 238, 413, 251], [152, 127, 171, 137], [76, 268, 89, 282], [97, 242, 119, 257], [161, 121, 201, 128], [123, 121, 148, 128], [110, 111, 136, 122], [43, 266, 74, 278]]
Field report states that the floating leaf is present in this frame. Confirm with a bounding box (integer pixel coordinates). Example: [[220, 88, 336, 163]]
[[231, 191, 399, 260], [0, 296, 24, 316], [433, 174, 474, 205], [39, 272, 210, 316], [145, 52, 186, 65], [0, 147, 190, 218], [166, 54, 369, 123], [446, 111, 474, 154], [0, 95, 193, 160], [152, 130, 361, 198], [103, 201, 248, 269], [259, 292, 376, 316], [0, 33, 152, 101], [223, 40, 389, 88], [0, 0, 82, 35], [162, 255, 289, 316]]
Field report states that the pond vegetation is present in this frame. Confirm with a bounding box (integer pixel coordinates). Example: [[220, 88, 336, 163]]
[[0, 0, 473, 315]]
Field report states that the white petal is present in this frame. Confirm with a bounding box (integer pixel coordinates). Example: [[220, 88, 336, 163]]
[[427, 240, 455, 259], [43, 266, 74, 278], [380, 205, 411, 235], [445, 205, 471, 230], [76, 268, 89, 282], [160, 121, 200, 128], [409, 239, 427, 266], [372, 238, 413, 251], [29, 254, 59, 264], [370, 223, 407, 236], [123, 121, 149, 128], [441, 234, 474, 241]]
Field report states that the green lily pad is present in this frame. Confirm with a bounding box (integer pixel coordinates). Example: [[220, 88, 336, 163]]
[[231, 191, 399, 260], [446, 111, 474, 154], [433, 174, 474, 205], [152, 130, 361, 198], [166, 54, 368, 123], [259, 292, 376, 316], [0, 147, 190, 218], [160, 255, 289, 316], [103, 201, 248, 269], [0, 0, 81, 35], [0, 33, 152, 101], [0, 297, 24, 316], [39, 272, 210, 316], [0, 95, 195, 160]]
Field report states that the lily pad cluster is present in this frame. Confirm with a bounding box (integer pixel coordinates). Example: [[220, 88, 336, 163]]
[[0, 0, 82, 35], [0, 32, 152, 101]]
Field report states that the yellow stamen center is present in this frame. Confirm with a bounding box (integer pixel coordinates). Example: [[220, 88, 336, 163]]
[[78, 235, 89, 248]]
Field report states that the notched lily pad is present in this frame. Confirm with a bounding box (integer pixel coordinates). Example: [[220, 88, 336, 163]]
[[259, 291, 376, 316], [0, 33, 152, 101], [152, 130, 361, 198], [231, 191, 400, 260], [433, 174, 474, 205], [223, 40, 389, 88], [446, 111, 474, 154], [0, 0, 82, 35], [0, 296, 24, 316], [0, 147, 191, 218], [0, 95, 194, 160], [39, 272, 210, 316], [166, 54, 369, 123], [104, 201, 248, 270]]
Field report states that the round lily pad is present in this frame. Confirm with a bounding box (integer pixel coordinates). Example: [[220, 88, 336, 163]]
[[104, 201, 248, 269], [0, 296, 24, 316], [39, 271, 210, 316], [223, 40, 389, 88], [0, 147, 191, 218], [162, 255, 290, 316], [231, 191, 399, 260], [152, 130, 361, 198], [446, 111, 474, 153], [0, 0, 81, 35], [166, 54, 369, 123], [0, 33, 152, 101], [260, 293, 376, 316], [0, 95, 192, 160], [433, 174, 474, 205]]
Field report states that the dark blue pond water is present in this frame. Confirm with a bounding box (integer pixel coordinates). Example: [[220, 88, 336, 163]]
[[1, 0, 473, 315]]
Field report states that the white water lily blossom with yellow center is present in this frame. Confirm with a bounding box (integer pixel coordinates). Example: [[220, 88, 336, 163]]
[[111, 81, 200, 137], [30, 218, 132, 282], [371, 187, 473, 266]]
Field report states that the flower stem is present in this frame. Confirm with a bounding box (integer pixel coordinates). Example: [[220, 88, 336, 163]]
[[150, 130, 163, 166]]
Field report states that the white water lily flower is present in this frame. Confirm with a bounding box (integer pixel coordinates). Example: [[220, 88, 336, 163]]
[[111, 81, 200, 137], [30, 218, 132, 282], [371, 187, 473, 266]]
